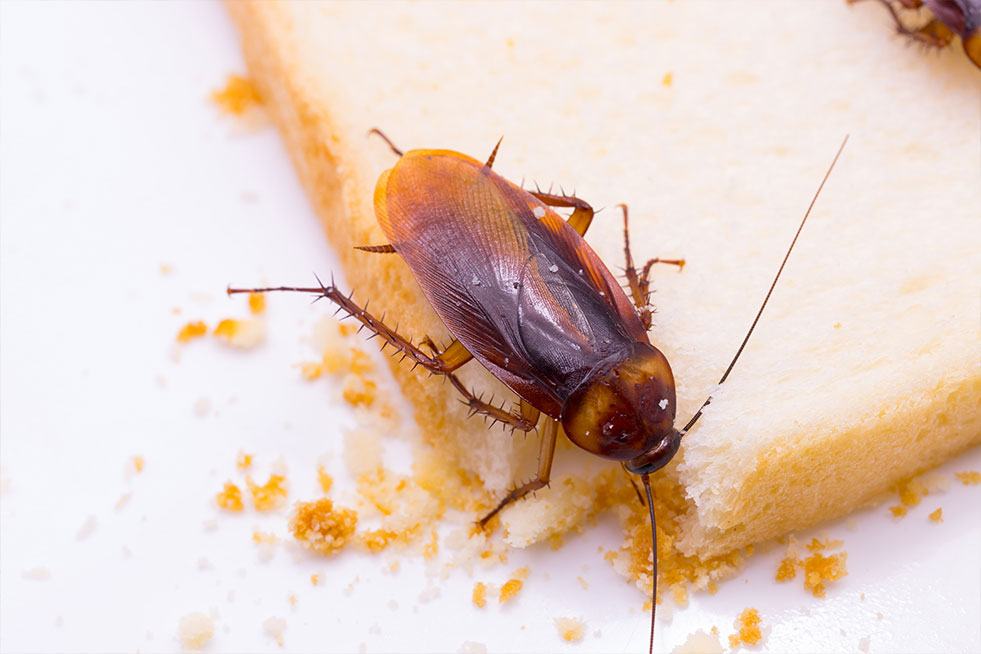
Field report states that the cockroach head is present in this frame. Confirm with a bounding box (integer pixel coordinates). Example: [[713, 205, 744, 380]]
[[560, 341, 679, 471]]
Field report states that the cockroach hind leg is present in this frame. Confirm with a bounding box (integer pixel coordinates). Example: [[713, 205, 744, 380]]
[[477, 418, 557, 527]]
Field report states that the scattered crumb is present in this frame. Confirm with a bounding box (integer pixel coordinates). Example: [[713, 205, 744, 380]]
[[359, 529, 398, 552], [499, 579, 523, 604], [236, 451, 253, 470], [213, 318, 266, 349], [262, 616, 286, 648], [728, 607, 763, 647], [131, 455, 146, 473], [802, 551, 847, 598], [216, 482, 245, 512], [310, 573, 321, 586], [248, 292, 266, 315], [422, 529, 439, 560], [247, 474, 289, 511], [888, 505, 908, 518], [193, 397, 211, 417], [896, 478, 927, 507], [22, 567, 51, 581], [806, 538, 843, 552], [76, 516, 97, 541], [289, 498, 357, 555], [317, 466, 333, 494], [776, 556, 800, 581], [252, 530, 277, 544], [299, 362, 324, 381], [672, 629, 723, 654], [177, 612, 214, 651], [955, 471, 980, 486], [341, 373, 376, 407], [472, 581, 487, 608], [177, 321, 208, 343], [928, 508, 943, 522], [662, 72, 673, 86], [160, 263, 174, 275], [457, 642, 487, 654], [577, 575, 589, 590], [920, 471, 951, 493], [211, 74, 263, 115], [554, 617, 586, 643], [833, 322, 842, 328], [115, 491, 133, 511], [289, 594, 298, 607]]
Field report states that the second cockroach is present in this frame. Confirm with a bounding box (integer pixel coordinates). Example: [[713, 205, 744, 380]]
[[230, 131, 848, 653]]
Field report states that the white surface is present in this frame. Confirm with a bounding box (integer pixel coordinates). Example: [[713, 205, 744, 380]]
[[1, 3, 979, 653]]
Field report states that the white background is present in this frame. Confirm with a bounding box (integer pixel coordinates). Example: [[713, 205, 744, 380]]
[[1, 3, 979, 653]]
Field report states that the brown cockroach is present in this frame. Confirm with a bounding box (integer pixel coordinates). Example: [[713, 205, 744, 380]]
[[851, 0, 981, 68], [229, 131, 848, 653]]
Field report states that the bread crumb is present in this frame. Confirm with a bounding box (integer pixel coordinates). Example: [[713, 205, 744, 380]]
[[289, 498, 357, 555], [341, 373, 376, 407], [216, 482, 245, 512], [472, 581, 487, 608], [928, 508, 943, 522], [554, 617, 586, 642], [955, 471, 980, 485], [310, 573, 321, 586], [177, 321, 207, 343], [213, 318, 266, 349], [236, 451, 253, 470], [22, 567, 51, 581], [577, 575, 589, 590], [671, 629, 723, 654], [805, 538, 843, 552], [288, 594, 297, 607], [728, 607, 763, 647], [76, 516, 97, 541], [177, 612, 214, 651], [247, 474, 289, 511], [114, 491, 133, 511], [802, 551, 847, 598], [457, 642, 487, 654], [359, 528, 398, 552], [248, 292, 266, 315], [896, 477, 928, 507], [775, 554, 798, 581], [317, 466, 333, 494], [662, 72, 673, 87], [422, 529, 439, 560], [262, 616, 286, 648], [193, 397, 211, 417], [888, 505, 908, 518], [300, 362, 324, 381], [211, 74, 263, 115], [252, 530, 277, 544], [499, 579, 523, 603], [131, 455, 146, 473]]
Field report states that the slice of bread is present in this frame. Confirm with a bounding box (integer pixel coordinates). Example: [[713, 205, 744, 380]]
[[225, 0, 980, 572]]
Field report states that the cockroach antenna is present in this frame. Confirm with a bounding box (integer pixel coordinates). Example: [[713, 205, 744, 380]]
[[680, 134, 849, 437], [642, 473, 657, 654]]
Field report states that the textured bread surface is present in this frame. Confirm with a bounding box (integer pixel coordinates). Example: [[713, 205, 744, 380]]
[[226, 2, 981, 561]]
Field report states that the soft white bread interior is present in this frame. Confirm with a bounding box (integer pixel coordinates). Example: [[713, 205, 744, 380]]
[[225, 0, 980, 575]]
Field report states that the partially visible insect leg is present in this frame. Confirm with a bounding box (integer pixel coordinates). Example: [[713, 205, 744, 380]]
[[420, 337, 474, 372], [367, 128, 404, 157], [530, 191, 595, 237], [620, 204, 685, 330], [445, 375, 540, 432], [355, 244, 397, 254], [227, 281, 467, 374], [850, 0, 955, 49], [478, 417, 557, 527]]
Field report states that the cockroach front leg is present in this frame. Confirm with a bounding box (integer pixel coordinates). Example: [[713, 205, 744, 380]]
[[478, 417, 558, 528], [852, 0, 955, 49], [530, 190, 595, 237], [620, 204, 685, 330]]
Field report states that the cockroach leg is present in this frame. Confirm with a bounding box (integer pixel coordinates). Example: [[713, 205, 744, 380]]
[[529, 191, 595, 236], [421, 338, 474, 371], [622, 462, 647, 506], [355, 244, 397, 254], [478, 417, 557, 527], [620, 204, 685, 330], [484, 136, 504, 170], [367, 128, 404, 157], [445, 374, 539, 432], [853, 0, 955, 48]]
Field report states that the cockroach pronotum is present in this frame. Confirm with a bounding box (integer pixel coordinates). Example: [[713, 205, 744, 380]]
[[230, 131, 848, 653], [850, 0, 981, 68]]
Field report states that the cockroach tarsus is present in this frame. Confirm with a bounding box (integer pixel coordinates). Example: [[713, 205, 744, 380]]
[[849, 0, 981, 68], [229, 131, 848, 654]]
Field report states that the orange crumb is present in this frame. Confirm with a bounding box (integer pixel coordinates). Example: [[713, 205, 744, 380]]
[[422, 530, 439, 560], [661, 72, 673, 86], [833, 322, 842, 328], [472, 582, 487, 608], [317, 466, 333, 494], [711, 625, 719, 636], [499, 579, 523, 604], [511, 566, 530, 581], [159, 263, 173, 275], [897, 478, 927, 507], [728, 607, 763, 647], [310, 574, 321, 586], [349, 349, 375, 375], [214, 318, 266, 348], [929, 508, 943, 522], [211, 74, 263, 115], [236, 451, 253, 470], [300, 362, 324, 381], [289, 498, 357, 556], [359, 529, 398, 552], [802, 551, 847, 598], [775, 555, 798, 582], [338, 323, 357, 337], [387, 560, 400, 573], [216, 482, 245, 512], [577, 576, 589, 590], [341, 374, 376, 407], [288, 594, 297, 607], [248, 292, 266, 315], [131, 455, 145, 473], [554, 617, 585, 642], [806, 538, 844, 552], [177, 321, 207, 343], [247, 474, 289, 511], [889, 505, 908, 518], [547, 532, 564, 550], [252, 530, 277, 544], [707, 581, 719, 595], [955, 471, 981, 485]]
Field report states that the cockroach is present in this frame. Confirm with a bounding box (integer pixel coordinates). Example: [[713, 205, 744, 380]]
[[229, 131, 848, 653], [850, 0, 981, 68]]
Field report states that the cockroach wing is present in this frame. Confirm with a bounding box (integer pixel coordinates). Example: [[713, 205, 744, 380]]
[[374, 150, 648, 417]]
